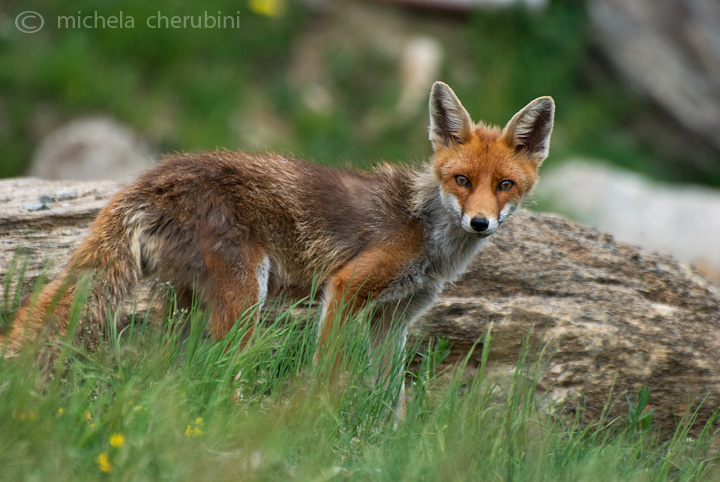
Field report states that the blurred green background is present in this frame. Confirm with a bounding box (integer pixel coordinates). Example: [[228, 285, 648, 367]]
[[0, 0, 717, 184]]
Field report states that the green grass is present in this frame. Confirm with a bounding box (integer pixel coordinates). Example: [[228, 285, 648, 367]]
[[1, 277, 719, 481]]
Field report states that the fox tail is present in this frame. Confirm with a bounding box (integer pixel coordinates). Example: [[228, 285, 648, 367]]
[[2, 204, 143, 358]]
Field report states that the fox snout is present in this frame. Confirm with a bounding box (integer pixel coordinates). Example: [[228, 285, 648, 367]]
[[469, 216, 492, 233], [439, 188, 503, 237], [462, 213, 499, 237]]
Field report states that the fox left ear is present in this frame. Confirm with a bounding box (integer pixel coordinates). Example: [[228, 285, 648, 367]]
[[502, 96, 555, 165], [428, 82, 474, 150]]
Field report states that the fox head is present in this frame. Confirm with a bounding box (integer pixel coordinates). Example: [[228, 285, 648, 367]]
[[428, 81, 554, 237]]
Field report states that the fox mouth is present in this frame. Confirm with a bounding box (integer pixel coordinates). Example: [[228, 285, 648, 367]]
[[466, 227, 495, 239]]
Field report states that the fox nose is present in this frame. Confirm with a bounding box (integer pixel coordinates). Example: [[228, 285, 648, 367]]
[[470, 217, 489, 232]]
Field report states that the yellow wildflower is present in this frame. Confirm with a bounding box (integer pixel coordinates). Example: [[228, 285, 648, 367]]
[[84, 411, 96, 428], [185, 417, 204, 437], [96, 452, 112, 473], [248, 0, 287, 17], [57, 408, 65, 417], [109, 433, 125, 448]]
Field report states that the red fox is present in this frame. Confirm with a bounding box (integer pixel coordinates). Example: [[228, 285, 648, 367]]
[[4, 82, 554, 388]]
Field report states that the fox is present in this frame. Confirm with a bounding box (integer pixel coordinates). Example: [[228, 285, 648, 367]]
[[3, 82, 554, 396]]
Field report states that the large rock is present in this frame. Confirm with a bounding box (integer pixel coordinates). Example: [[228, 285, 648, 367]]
[[412, 212, 720, 434], [28, 117, 153, 181], [2, 178, 720, 434]]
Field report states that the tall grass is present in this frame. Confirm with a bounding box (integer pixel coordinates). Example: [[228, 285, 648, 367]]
[[0, 276, 719, 481]]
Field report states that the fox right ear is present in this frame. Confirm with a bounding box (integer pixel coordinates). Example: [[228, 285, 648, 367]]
[[502, 96, 555, 165], [428, 82, 474, 150]]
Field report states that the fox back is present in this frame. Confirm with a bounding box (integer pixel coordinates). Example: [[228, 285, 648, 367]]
[[4, 82, 554, 394]]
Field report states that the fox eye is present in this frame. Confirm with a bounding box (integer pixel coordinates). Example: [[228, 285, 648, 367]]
[[497, 180, 514, 191], [455, 175, 470, 187]]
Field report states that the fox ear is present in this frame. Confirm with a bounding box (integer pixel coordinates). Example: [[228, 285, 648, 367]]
[[502, 96, 555, 165], [428, 82, 474, 149]]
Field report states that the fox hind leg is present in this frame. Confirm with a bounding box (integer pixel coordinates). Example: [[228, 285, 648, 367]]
[[200, 237, 269, 348]]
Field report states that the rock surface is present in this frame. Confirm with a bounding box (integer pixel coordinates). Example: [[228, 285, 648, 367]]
[[535, 161, 720, 281], [0, 178, 119, 290], [2, 178, 720, 434]]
